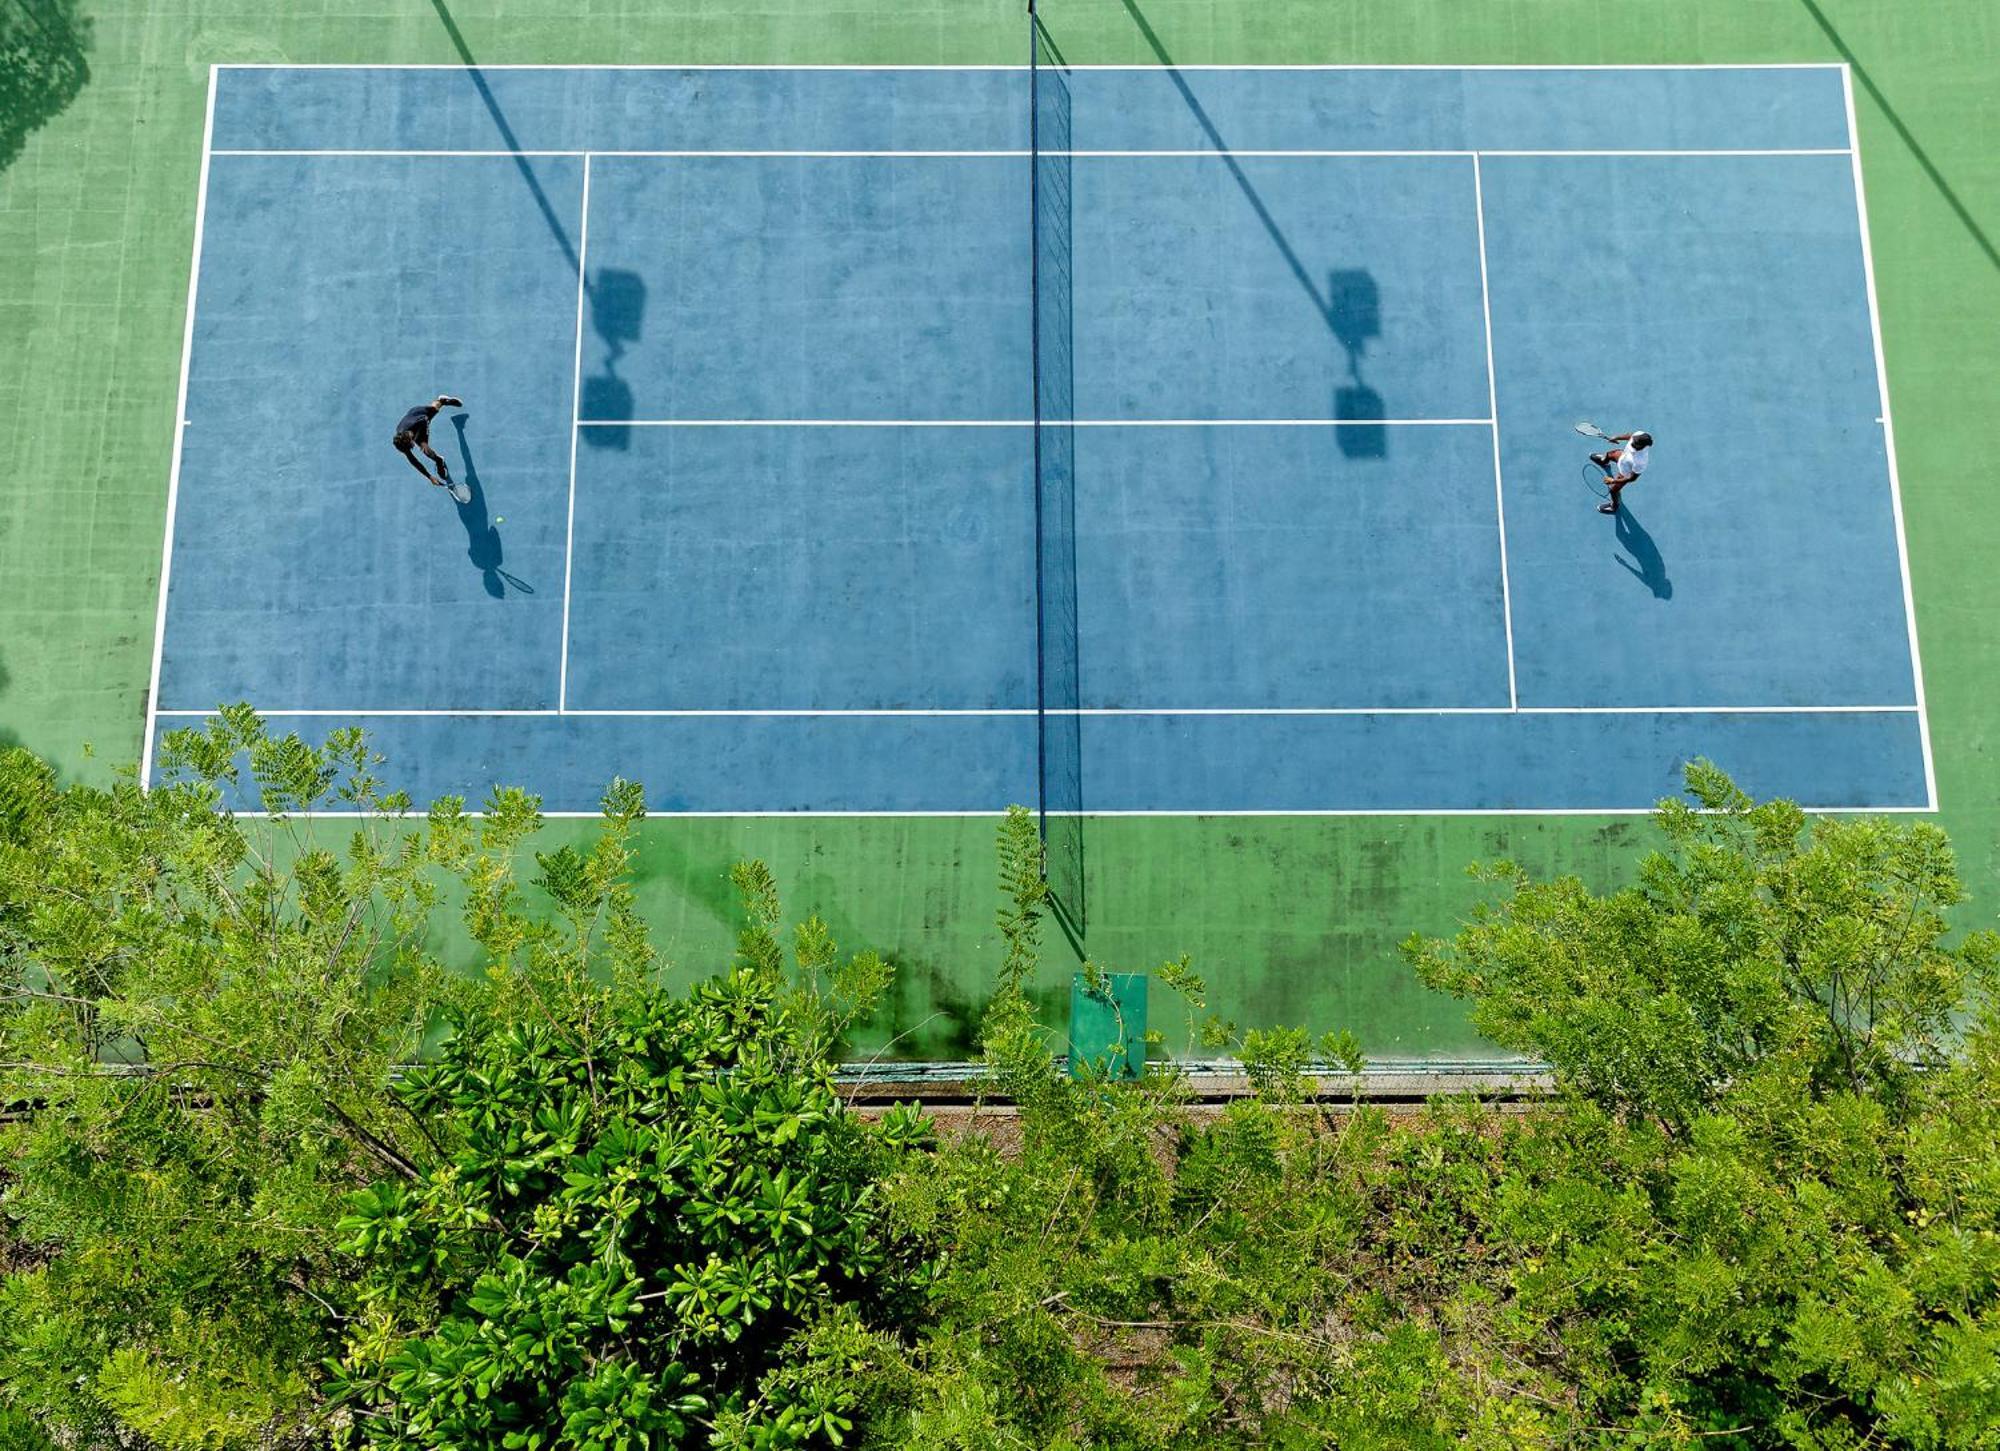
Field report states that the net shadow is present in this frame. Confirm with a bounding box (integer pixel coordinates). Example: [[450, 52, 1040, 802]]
[[1033, 6, 1086, 938], [0, 653, 16, 750]]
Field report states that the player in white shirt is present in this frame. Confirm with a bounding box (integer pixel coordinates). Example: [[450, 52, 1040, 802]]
[[1590, 431, 1652, 514]]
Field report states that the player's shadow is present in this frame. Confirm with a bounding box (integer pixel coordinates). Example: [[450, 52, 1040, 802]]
[[449, 415, 534, 599], [580, 268, 644, 451], [1613, 503, 1671, 600], [1, 0, 91, 177]]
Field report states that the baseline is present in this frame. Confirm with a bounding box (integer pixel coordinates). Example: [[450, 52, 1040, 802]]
[[207, 147, 1856, 158]]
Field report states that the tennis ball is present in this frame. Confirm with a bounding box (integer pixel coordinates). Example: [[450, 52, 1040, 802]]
[[495, 515, 505, 524]]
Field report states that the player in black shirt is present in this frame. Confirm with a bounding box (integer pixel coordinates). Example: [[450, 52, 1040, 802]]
[[392, 395, 465, 488]]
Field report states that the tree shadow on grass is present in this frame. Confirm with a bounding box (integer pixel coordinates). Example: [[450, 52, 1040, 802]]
[[1, 0, 92, 177], [0, 654, 17, 750]]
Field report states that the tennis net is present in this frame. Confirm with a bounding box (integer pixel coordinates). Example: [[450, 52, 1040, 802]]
[[1031, 2, 1084, 933]]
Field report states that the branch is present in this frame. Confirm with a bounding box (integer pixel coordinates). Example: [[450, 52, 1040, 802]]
[[1, 986, 104, 1008], [321, 1098, 423, 1180], [326, 895, 374, 975], [389, 1087, 447, 1157]]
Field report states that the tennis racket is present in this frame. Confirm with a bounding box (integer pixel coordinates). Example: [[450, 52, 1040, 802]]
[[1575, 421, 1619, 497]]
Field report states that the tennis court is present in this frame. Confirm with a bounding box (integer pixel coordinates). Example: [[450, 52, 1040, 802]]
[[146, 56, 1929, 855]]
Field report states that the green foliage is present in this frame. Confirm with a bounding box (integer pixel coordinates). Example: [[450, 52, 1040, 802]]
[[0, 715, 475, 1445], [1405, 758, 2000, 1130], [0, 713, 694, 1447], [6, 724, 1999, 1450], [846, 805, 1442, 1446], [832, 769, 2000, 1448], [330, 886, 917, 1449], [1399, 763, 2000, 1445], [731, 860, 891, 1057], [993, 805, 1047, 1001], [97, 1344, 311, 1450]]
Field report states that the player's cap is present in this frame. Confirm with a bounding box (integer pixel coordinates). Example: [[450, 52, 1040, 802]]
[[1631, 431, 1653, 448]]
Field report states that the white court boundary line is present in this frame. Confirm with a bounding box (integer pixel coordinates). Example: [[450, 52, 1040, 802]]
[[152, 705, 1923, 719], [215, 805, 1935, 819], [213, 62, 1848, 72], [1843, 65, 1937, 813], [140, 69, 219, 791], [207, 147, 1855, 159], [1470, 154, 1516, 710], [556, 156, 592, 712], [576, 417, 1490, 427]]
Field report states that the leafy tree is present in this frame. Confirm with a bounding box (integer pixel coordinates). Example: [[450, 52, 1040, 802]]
[[831, 786, 2000, 1449], [1406, 759, 1999, 1131], [0, 708, 659, 1446], [7, 715, 1999, 1451], [328, 924, 927, 1449], [0, 0, 91, 177], [1402, 761, 2000, 1446], [0, 710, 921, 1450], [833, 808, 1437, 1449], [0, 711, 475, 1444]]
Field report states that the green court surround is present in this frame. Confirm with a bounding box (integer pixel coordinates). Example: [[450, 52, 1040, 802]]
[[3, 0, 1996, 1058]]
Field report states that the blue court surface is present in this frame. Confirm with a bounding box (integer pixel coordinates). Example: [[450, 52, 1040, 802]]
[[147, 63, 1931, 814]]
